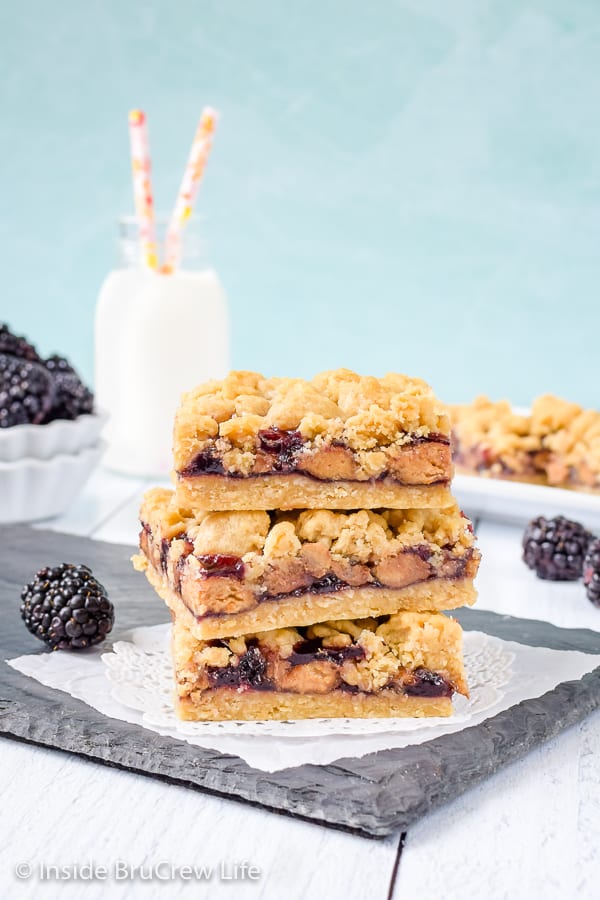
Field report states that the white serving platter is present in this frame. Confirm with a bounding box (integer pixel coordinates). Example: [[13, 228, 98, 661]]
[[454, 472, 600, 531]]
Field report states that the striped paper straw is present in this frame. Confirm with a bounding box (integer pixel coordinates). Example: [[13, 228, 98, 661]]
[[128, 109, 158, 270], [163, 107, 218, 273]]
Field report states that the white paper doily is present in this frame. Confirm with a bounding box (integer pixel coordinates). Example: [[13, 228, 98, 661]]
[[102, 625, 512, 737], [7, 625, 600, 772]]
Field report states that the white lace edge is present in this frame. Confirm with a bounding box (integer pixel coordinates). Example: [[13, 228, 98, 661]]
[[101, 626, 514, 738]]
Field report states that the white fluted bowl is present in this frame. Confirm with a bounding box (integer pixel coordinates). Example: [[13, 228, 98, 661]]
[[0, 411, 107, 463], [0, 441, 106, 523]]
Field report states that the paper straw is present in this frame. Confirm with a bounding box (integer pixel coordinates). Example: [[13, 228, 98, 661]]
[[163, 107, 218, 273], [128, 109, 158, 270]]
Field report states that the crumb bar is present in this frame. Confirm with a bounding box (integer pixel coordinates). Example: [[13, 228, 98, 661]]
[[173, 369, 453, 510], [134, 488, 479, 639], [172, 610, 468, 720], [451, 395, 600, 492]]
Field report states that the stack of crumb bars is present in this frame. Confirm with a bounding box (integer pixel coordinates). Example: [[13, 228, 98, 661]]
[[134, 370, 480, 721]]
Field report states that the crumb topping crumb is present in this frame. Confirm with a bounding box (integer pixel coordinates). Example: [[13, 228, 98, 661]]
[[140, 488, 476, 568]]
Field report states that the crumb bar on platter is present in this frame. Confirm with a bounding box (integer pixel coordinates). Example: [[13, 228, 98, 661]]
[[451, 394, 600, 492], [172, 610, 468, 721], [173, 369, 453, 510], [134, 488, 479, 640]]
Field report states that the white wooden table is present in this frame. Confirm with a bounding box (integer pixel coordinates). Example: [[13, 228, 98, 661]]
[[2, 468, 600, 900]]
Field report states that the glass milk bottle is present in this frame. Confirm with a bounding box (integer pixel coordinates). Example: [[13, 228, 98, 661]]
[[95, 217, 229, 476]]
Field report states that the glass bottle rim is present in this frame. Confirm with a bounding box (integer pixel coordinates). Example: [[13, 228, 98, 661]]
[[118, 213, 205, 228], [117, 214, 207, 269]]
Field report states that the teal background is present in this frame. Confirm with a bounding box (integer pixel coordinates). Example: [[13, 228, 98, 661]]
[[1, 0, 598, 406]]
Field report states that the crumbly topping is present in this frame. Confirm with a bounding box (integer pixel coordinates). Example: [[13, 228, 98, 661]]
[[450, 397, 540, 455], [173, 610, 467, 696], [174, 368, 450, 469], [140, 488, 476, 568], [451, 395, 600, 481], [189, 510, 271, 558], [342, 630, 401, 691]]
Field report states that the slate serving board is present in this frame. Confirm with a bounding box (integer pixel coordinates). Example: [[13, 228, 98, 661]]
[[1, 525, 600, 838]]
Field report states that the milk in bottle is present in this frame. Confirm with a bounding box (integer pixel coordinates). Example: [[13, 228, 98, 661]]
[[95, 218, 229, 475]]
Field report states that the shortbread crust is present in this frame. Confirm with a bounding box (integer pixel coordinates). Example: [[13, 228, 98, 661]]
[[141, 560, 477, 640], [176, 691, 453, 720], [175, 473, 454, 512]]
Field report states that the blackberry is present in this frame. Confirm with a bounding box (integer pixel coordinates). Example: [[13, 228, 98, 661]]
[[44, 354, 76, 377], [522, 515, 593, 581], [20, 563, 114, 650], [583, 539, 600, 608], [0, 323, 41, 363], [43, 355, 94, 421], [0, 353, 54, 428]]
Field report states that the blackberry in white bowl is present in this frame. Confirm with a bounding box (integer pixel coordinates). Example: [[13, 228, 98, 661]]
[[0, 323, 106, 522], [0, 324, 106, 464], [0, 324, 97, 430], [0, 354, 55, 428], [43, 355, 95, 422], [0, 322, 41, 363]]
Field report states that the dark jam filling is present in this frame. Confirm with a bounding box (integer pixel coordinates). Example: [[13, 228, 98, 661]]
[[207, 644, 273, 690], [258, 428, 305, 471], [403, 667, 453, 698], [170, 539, 194, 593], [207, 646, 454, 698], [452, 442, 502, 473], [452, 436, 545, 479], [179, 432, 450, 482], [196, 553, 246, 580], [180, 449, 225, 477], [287, 639, 366, 667], [159, 538, 170, 574], [413, 432, 451, 446], [410, 543, 436, 563], [311, 573, 353, 593], [284, 573, 349, 598], [140, 522, 192, 583]]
